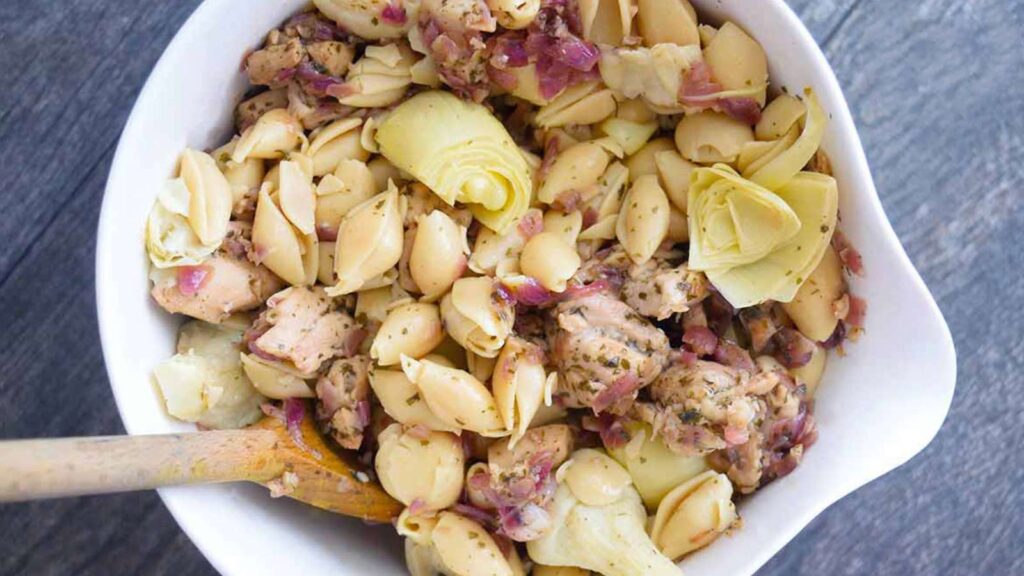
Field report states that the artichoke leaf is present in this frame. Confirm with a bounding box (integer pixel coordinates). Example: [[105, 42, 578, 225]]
[[748, 88, 827, 191], [375, 91, 533, 234], [706, 171, 838, 307]]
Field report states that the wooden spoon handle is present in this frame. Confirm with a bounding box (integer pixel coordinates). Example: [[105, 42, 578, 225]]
[[0, 429, 283, 502]]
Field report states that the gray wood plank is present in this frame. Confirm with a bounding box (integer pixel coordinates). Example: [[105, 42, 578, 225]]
[[0, 0, 1022, 575], [0, 0, 202, 283], [761, 0, 1024, 574]]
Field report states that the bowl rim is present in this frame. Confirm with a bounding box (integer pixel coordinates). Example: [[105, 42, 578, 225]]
[[95, 0, 957, 574]]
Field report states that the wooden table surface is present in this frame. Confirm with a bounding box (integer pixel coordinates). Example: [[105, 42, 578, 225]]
[[0, 1, 1021, 574]]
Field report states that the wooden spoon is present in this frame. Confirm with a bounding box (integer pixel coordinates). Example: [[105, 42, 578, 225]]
[[0, 405, 402, 522]]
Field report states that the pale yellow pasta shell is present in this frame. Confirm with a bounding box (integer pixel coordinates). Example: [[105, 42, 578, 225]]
[[781, 246, 844, 341], [252, 185, 308, 286], [624, 137, 675, 182], [637, 0, 698, 47], [674, 110, 755, 164], [616, 98, 656, 124], [239, 352, 313, 399], [466, 349, 498, 383], [791, 343, 828, 397], [650, 470, 737, 560], [666, 205, 689, 242], [330, 183, 404, 294], [491, 337, 548, 443], [487, 0, 539, 29], [599, 117, 659, 156], [440, 277, 515, 358], [312, 0, 415, 40], [180, 148, 233, 247], [560, 449, 634, 507], [756, 93, 805, 141], [400, 355, 507, 435], [520, 232, 582, 292], [468, 208, 540, 275], [371, 302, 446, 366], [277, 160, 316, 235], [653, 149, 696, 211], [543, 209, 584, 245], [375, 423, 465, 511], [539, 141, 611, 205], [404, 539, 441, 576], [505, 64, 551, 105], [432, 512, 518, 576], [232, 109, 305, 162], [370, 365, 456, 432], [579, 0, 632, 46], [356, 283, 414, 326], [703, 22, 769, 106], [535, 82, 617, 128], [315, 158, 378, 235], [367, 156, 405, 191], [398, 509, 440, 547], [214, 141, 264, 209], [410, 211, 470, 300], [616, 175, 670, 265], [305, 117, 368, 176], [339, 44, 415, 108]]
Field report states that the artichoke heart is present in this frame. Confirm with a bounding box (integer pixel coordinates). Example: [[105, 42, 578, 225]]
[[696, 169, 839, 308], [375, 91, 533, 234], [687, 164, 800, 272]]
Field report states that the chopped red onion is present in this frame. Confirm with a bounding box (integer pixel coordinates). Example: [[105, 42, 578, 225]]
[[452, 503, 498, 529], [175, 265, 211, 297], [380, 1, 407, 25], [316, 223, 338, 242], [713, 340, 756, 372], [833, 230, 865, 276], [846, 295, 867, 329], [682, 326, 718, 356], [771, 327, 815, 368], [591, 374, 640, 414]]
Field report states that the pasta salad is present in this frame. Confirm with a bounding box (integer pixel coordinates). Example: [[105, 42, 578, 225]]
[[144, 0, 866, 574]]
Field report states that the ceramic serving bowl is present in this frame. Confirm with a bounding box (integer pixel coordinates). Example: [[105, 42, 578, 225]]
[[95, 0, 957, 573]]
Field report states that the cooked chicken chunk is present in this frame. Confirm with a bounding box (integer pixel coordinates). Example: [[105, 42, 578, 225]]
[[306, 41, 354, 77], [548, 291, 669, 413], [245, 38, 304, 86], [468, 425, 575, 542], [151, 253, 283, 324], [640, 359, 762, 456], [316, 355, 371, 450], [252, 286, 364, 373], [620, 259, 709, 320], [235, 88, 289, 132]]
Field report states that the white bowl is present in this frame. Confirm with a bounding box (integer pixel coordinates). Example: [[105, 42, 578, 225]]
[[96, 0, 957, 574]]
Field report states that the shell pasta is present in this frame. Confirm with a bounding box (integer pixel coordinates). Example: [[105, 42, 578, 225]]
[[143, 3, 866, 574]]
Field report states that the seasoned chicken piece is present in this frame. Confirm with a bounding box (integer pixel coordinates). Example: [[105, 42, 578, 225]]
[[235, 88, 289, 132], [637, 359, 762, 457], [245, 38, 304, 86], [316, 355, 371, 449], [548, 292, 669, 413], [306, 41, 354, 77], [151, 253, 283, 324], [621, 259, 709, 320], [488, 425, 575, 474], [468, 425, 576, 542], [252, 286, 364, 373]]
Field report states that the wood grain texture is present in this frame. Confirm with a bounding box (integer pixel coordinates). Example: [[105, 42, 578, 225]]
[[0, 0, 1020, 574]]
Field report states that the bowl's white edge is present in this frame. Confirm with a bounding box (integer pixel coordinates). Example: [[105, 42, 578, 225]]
[[94, 0, 958, 574], [94, 1, 240, 574]]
